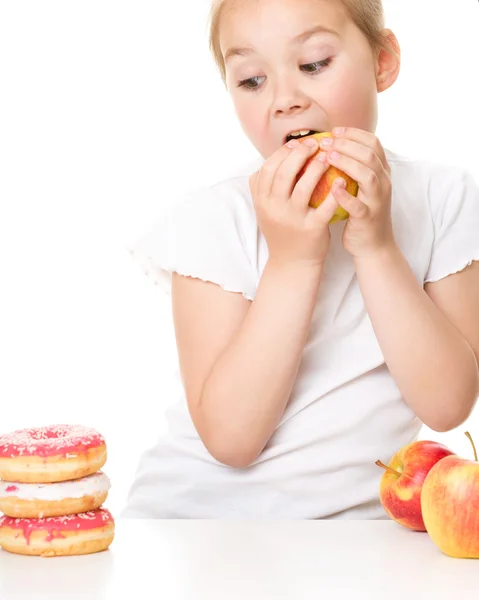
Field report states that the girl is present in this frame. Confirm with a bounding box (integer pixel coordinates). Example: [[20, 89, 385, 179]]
[[123, 0, 479, 519]]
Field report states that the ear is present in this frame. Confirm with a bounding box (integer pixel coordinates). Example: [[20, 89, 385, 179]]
[[375, 29, 401, 93]]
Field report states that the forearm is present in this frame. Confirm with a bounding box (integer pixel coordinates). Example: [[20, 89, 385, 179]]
[[199, 259, 323, 467], [354, 243, 479, 431]]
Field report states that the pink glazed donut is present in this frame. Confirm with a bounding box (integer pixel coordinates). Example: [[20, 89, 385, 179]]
[[0, 508, 115, 556], [0, 424, 107, 483]]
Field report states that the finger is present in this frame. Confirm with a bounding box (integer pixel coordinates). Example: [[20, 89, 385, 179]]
[[307, 178, 345, 226], [332, 182, 369, 219], [255, 142, 302, 201], [269, 138, 322, 202], [324, 137, 384, 176], [332, 127, 388, 169], [290, 152, 330, 210], [326, 151, 382, 208]]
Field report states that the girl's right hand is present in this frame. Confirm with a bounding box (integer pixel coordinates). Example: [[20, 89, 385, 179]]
[[249, 138, 346, 269]]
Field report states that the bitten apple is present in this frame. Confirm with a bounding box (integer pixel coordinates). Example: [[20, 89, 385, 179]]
[[296, 132, 359, 223], [376, 440, 455, 531], [421, 432, 479, 558]]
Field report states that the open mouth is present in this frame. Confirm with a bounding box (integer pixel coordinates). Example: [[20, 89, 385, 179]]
[[285, 129, 322, 144]]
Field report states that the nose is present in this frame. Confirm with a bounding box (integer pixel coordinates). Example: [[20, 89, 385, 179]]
[[272, 76, 311, 117]]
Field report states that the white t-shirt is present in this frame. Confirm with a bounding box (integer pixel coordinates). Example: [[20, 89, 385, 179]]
[[122, 148, 479, 520]]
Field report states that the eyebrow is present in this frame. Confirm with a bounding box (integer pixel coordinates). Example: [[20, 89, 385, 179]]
[[224, 24, 340, 64]]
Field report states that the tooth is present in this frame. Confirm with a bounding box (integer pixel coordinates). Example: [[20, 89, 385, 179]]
[[289, 129, 315, 138]]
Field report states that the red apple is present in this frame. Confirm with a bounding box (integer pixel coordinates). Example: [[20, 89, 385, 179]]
[[421, 431, 479, 558], [296, 132, 359, 224], [376, 440, 455, 531]]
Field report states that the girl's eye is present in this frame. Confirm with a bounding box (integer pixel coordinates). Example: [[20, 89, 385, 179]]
[[237, 57, 332, 92], [301, 58, 333, 75]]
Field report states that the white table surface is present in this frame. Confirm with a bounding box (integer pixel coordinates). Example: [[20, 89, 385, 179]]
[[0, 518, 478, 599]]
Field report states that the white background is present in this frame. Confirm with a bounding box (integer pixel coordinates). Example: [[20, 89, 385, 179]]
[[1, 0, 478, 517]]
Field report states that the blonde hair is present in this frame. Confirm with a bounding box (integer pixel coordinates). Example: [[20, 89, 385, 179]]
[[207, 0, 399, 86]]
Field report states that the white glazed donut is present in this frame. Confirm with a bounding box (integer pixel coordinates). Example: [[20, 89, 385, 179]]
[[0, 470, 111, 518]]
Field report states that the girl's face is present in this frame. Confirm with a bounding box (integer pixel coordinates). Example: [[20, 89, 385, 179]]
[[220, 0, 396, 160]]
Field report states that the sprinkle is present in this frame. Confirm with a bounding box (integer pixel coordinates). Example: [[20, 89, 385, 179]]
[[0, 424, 105, 458]]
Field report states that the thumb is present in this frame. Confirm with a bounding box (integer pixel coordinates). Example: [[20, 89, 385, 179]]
[[249, 171, 259, 197], [312, 178, 346, 225]]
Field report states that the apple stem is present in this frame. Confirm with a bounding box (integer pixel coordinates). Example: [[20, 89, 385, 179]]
[[375, 459, 402, 478], [465, 431, 478, 462]]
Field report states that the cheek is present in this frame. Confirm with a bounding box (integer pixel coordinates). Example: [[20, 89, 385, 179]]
[[233, 97, 273, 158], [235, 98, 264, 136], [237, 102, 255, 127], [324, 67, 377, 126]]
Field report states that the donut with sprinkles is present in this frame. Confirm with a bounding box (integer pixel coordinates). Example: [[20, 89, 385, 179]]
[[0, 424, 107, 483]]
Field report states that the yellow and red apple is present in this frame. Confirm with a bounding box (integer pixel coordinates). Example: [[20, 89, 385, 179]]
[[376, 440, 455, 531], [421, 431, 479, 558], [296, 132, 359, 223]]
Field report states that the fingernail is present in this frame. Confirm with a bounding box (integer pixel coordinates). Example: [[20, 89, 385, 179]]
[[287, 139, 300, 148], [316, 151, 328, 162], [335, 178, 346, 188], [304, 138, 318, 148]]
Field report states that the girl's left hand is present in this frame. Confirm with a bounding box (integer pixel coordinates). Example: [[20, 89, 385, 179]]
[[320, 127, 396, 259]]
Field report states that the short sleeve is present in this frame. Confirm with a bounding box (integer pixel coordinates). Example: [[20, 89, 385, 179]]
[[126, 185, 257, 301], [424, 167, 479, 283]]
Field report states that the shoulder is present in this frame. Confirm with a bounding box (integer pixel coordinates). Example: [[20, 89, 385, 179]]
[[385, 148, 479, 235], [127, 159, 263, 300], [384, 149, 479, 285], [170, 157, 262, 230], [385, 148, 476, 201]]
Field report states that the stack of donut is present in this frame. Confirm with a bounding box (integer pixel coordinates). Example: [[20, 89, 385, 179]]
[[0, 424, 115, 557]]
